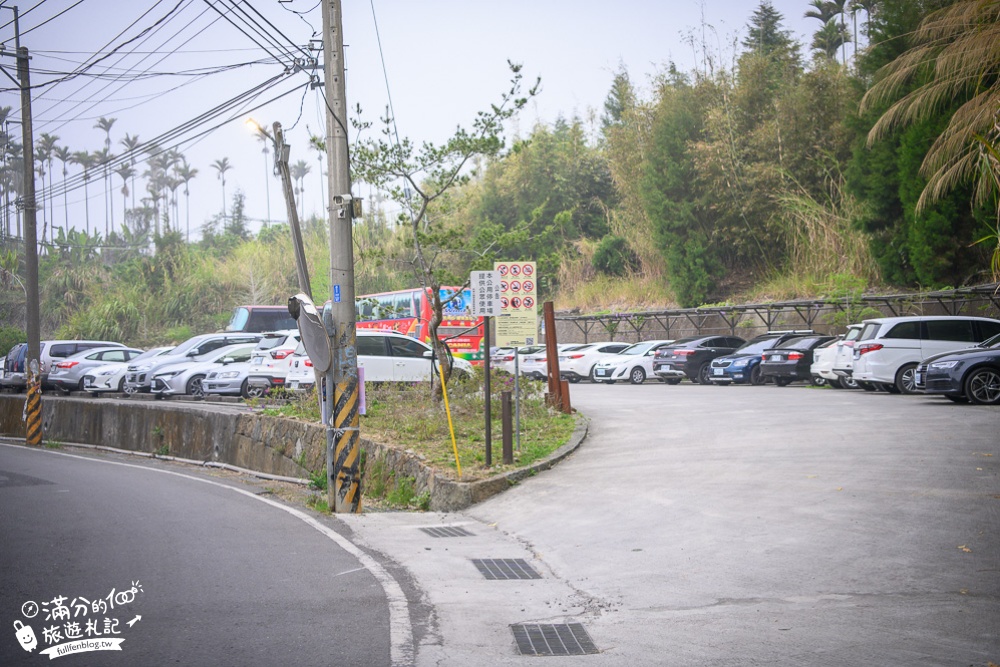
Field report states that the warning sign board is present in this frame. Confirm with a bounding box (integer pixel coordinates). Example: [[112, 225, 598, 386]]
[[494, 261, 538, 347]]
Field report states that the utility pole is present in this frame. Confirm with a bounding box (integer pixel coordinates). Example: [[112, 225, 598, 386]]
[[321, 0, 361, 513], [15, 40, 42, 445], [273, 122, 312, 299]]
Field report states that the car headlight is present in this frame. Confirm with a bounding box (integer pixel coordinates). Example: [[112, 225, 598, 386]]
[[98, 368, 118, 376], [731, 359, 748, 368], [134, 363, 153, 372], [929, 360, 960, 369], [155, 371, 182, 380], [218, 371, 241, 379]]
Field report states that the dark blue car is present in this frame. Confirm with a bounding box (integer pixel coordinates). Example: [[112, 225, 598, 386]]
[[708, 331, 815, 385]]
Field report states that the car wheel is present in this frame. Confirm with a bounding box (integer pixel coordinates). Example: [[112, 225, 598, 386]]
[[859, 381, 878, 392], [749, 365, 765, 386], [187, 375, 206, 398], [826, 377, 842, 389], [243, 380, 266, 399], [123, 382, 137, 396], [883, 382, 901, 394], [117, 377, 126, 393], [588, 365, 599, 382], [945, 395, 969, 403], [629, 367, 646, 384], [774, 377, 792, 387], [666, 378, 681, 385], [894, 363, 919, 394], [77, 379, 87, 392], [811, 375, 828, 387], [605, 380, 616, 385], [567, 376, 581, 384], [964, 366, 1000, 405], [841, 376, 859, 390], [697, 363, 712, 385]]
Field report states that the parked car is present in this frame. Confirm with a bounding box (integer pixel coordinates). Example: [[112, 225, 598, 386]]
[[84, 347, 173, 395], [285, 342, 314, 392], [557, 342, 631, 383], [761, 335, 836, 386], [810, 337, 840, 387], [852, 316, 1000, 394], [151, 344, 256, 398], [822, 323, 863, 389], [1, 342, 28, 392], [591, 340, 676, 384], [708, 331, 814, 385], [48, 347, 144, 393], [124, 332, 262, 394], [915, 333, 1000, 404], [652, 335, 746, 384], [490, 346, 544, 375], [355, 331, 473, 382], [203, 351, 256, 397], [519, 344, 583, 381], [39, 340, 125, 388], [225, 305, 297, 333], [245, 330, 303, 398]]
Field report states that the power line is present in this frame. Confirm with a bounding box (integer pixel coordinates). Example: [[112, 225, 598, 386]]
[[0, 0, 86, 44], [0, 0, 48, 32]]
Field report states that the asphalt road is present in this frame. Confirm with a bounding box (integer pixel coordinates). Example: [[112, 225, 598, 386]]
[[0, 444, 408, 667], [345, 381, 1000, 665]]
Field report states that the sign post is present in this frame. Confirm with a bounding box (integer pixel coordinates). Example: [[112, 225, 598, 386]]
[[471, 271, 501, 466], [494, 262, 538, 452]]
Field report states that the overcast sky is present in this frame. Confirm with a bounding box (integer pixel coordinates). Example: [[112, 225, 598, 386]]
[[3, 1, 839, 241]]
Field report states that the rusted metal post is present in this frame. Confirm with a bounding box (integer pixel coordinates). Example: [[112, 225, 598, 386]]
[[501, 390, 513, 465]]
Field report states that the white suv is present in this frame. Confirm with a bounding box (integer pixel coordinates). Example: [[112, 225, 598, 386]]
[[245, 330, 302, 397], [852, 316, 1000, 394]]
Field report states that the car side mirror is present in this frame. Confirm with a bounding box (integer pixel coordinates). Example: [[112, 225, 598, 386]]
[[423, 350, 433, 359], [222, 357, 235, 364], [188, 348, 200, 356]]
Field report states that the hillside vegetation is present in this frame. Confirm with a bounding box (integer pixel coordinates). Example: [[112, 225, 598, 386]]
[[1, 0, 998, 348]]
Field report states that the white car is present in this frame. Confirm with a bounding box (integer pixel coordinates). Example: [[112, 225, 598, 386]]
[[490, 346, 544, 375], [827, 323, 863, 389], [357, 331, 473, 382], [557, 341, 631, 382], [151, 344, 257, 398], [84, 347, 173, 394], [203, 359, 254, 397], [809, 338, 839, 387], [853, 315, 1000, 394], [519, 344, 581, 381], [245, 330, 302, 397], [591, 340, 676, 384], [285, 343, 315, 392]]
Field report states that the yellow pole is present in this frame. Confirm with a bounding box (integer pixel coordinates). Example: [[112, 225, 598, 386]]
[[437, 362, 461, 479]]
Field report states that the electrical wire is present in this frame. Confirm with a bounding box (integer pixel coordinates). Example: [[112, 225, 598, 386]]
[[203, 0, 300, 68], [0, 0, 48, 33], [0, 0, 86, 45]]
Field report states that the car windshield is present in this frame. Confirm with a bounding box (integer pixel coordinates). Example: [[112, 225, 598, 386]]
[[735, 338, 779, 355], [668, 337, 701, 347], [619, 343, 651, 356], [129, 347, 169, 362], [775, 336, 820, 350], [844, 326, 862, 342]]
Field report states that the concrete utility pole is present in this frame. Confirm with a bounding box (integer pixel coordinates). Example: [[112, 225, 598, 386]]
[[272, 122, 312, 299], [320, 0, 361, 513], [17, 42, 42, 446]]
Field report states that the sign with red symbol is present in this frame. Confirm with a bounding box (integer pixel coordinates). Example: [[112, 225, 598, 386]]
[[493, 261, 538, 346]]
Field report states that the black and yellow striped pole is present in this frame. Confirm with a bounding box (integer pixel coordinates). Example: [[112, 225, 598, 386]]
[[25, 361, 42, 447], [322, 0, 361, 513]]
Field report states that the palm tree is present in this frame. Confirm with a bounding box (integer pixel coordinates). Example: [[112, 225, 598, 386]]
[[291, 159, 311, 221], [862, 0, 1000, 216], [115, 163, 135, 228], [53, 145, 72, 232], [174, 160, 198, 241], [309, 131, 326, 218], [94, 117, 116, 233], [143, 151, 170, 238], [119, 133, 141, 209], [254, 126, 272, 225], [211, 158, 232, 219], [37, 133, 58, 242], [70, 151, 96, 235], [93, 147, 114, 236], [804, 0, 838, 24]]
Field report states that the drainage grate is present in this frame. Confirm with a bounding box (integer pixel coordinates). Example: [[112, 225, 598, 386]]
[[511, 623, 599, 656], [472, 558, 541, 580], [420, 526, 474, 538]]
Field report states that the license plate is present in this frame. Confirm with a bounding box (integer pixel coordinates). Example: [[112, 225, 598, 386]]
[[713, 368, 723, 376], [770, 355, 783, 362], [596, 369, 607, 376], [657, 364, 671, 371]]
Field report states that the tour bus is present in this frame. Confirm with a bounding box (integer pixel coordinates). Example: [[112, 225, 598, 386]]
[[354, 286, 485, 364]]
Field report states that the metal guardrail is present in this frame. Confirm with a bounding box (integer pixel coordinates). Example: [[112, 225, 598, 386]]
[[555, 283, 1000, 343]]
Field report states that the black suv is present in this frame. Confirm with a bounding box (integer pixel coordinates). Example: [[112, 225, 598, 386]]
[[652, 335, 746, 384]]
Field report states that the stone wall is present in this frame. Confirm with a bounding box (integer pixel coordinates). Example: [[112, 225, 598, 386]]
[[0, 395, 587, 512]]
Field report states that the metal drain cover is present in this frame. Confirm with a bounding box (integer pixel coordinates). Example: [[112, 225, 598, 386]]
[[472, 558, 541, 580], [419, 526, 474, 538], [511, 623, 599, 656]]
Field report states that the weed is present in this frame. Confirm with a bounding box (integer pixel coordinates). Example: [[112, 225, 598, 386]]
[[44, 439, 62, 449], [308, 467, 328, 491], [416, 491, 431, 511], [155, 444, 169, 457], [306, 493, 330, 513], [386, 476, 417, 507]]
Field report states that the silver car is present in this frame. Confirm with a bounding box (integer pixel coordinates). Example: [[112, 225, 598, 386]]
[[203, 359, 254, 397], [84, 347, 173, 395], [48, 347, 144, 393], [150, 344, 256, 398], [125, 332, 262, 394]]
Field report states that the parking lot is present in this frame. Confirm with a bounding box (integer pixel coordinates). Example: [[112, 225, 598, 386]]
[[426, 380, 1000, 664]]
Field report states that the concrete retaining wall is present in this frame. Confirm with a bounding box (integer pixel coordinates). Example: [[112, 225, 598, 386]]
[[0, 395, 586, 512]]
